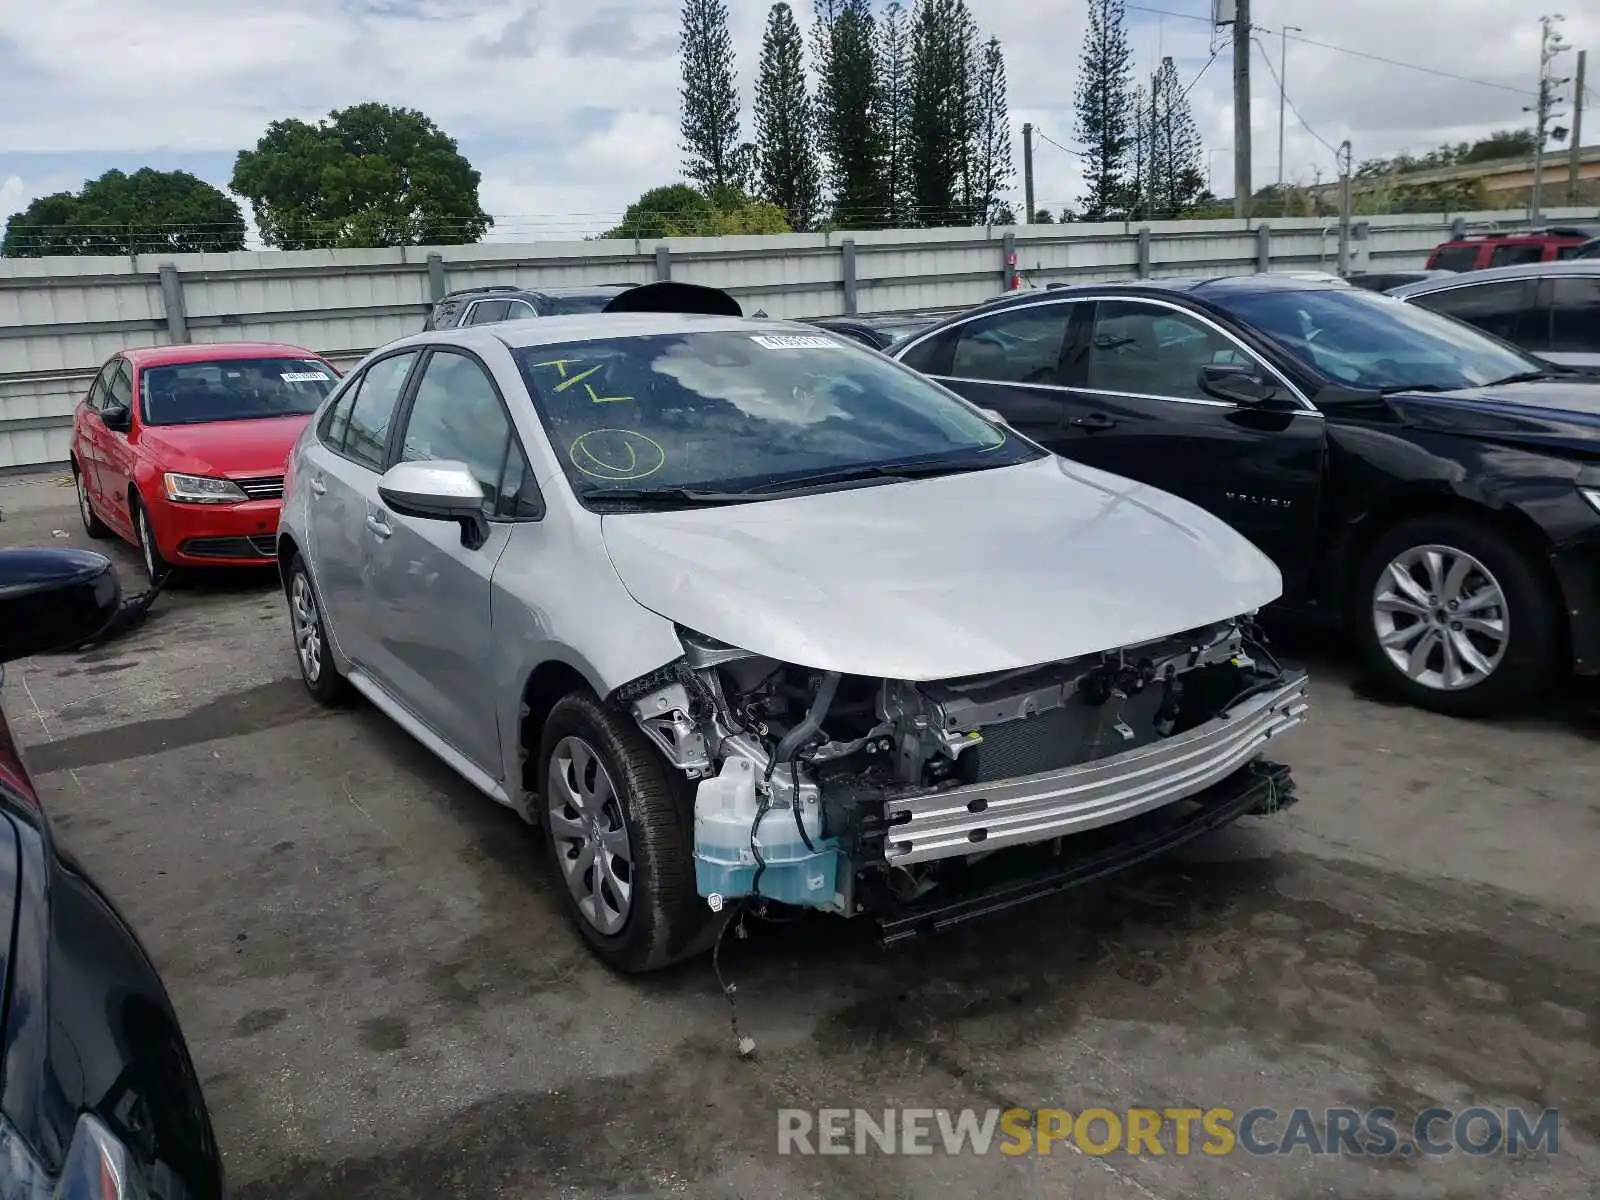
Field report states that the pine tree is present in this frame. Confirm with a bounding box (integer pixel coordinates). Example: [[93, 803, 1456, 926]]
[[877, 1, 915, 225], [908, 0, 968, 224], [679, 0, 742, 197], [813, 0, 887, 225], [971, 36, 1014, 223], [1146, 56, 1206, 218], [1073, 0, 1135, 219], [754, 3, 822, 229]]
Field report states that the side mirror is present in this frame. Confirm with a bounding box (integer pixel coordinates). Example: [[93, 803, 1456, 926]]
[[377, 460, 489, 550], [0, 548, 121, 661], [1198, 363, 1279, 406], [101, 403, 131, 432]]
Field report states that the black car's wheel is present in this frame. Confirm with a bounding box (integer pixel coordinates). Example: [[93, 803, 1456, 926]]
[[287, 555, 347, 705], [72, 460, 111, 538], [1352, 514, 1560, 716], [538, 691, 708, 973], [132, 497, 172, 587]]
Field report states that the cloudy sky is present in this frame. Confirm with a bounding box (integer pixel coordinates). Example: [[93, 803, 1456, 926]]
[[1, 0, 1594, 243]]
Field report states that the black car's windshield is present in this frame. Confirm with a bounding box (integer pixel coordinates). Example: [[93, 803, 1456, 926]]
[[1211, 286, 1543, 393], [141, 358, 336, 425], [513, 330, 1038, 503], [541, 293, 626, 316]]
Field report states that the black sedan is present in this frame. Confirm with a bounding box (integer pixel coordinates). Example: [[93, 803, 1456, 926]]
[[807, 313, 941, 351], [892, 274, 1600, 715], [0, 548, 224, 1198]]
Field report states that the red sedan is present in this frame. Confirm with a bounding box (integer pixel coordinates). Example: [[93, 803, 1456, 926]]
[[70, 343, 340, 584]]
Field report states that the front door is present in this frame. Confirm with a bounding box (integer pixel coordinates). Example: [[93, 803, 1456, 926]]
[[1048, 298, 1327, 599], [303, 350, 419, 671], [363, 349, 523, 774]]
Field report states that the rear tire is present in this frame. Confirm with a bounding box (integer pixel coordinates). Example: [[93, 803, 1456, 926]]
[[1352, 514, 1560, 716], [73, 461, 110, 538], [538, 691, 708, 973], [287, 555, 347, 705]]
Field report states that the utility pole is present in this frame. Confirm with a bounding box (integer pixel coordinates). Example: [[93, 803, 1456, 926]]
[[1233, 0, 1252, 217], [1528, 14, 1570, 225], [1571, 50, 1587, 204], [1278, 24, 1302, 191], [1022, 123, 1035, 224], [1337, 140, 1352, 276]]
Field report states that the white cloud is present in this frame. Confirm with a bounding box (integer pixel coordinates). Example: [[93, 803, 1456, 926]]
[[1, 0, 1595, 237]]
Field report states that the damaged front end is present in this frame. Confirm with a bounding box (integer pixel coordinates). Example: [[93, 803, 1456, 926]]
[[612, 617, 1308, 938]]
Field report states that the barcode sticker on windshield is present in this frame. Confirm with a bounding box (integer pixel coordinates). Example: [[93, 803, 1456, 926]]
[[280, 371, 330, 383], [750, 334, 842, 350]]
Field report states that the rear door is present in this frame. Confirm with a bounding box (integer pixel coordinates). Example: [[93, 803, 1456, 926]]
[[97, 360, 139, 534], [363, 348, 529, 771], [74, 359, 120, 506], [301, 350, 420, 670]]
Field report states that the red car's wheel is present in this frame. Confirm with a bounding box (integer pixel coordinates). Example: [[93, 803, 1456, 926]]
[[132, 498, 172, 587]]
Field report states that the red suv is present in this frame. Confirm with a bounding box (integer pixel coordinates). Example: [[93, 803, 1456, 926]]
[[1426, 225, 1600, 271]]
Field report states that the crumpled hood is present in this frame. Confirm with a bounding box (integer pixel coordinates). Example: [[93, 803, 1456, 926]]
[[599, 456, 1282, 681], [136, 415, 311, 479], [1385, 380, 1600, 455]]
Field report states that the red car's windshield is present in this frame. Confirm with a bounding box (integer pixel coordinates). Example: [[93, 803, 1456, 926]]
[[140, 357, 337, 426]]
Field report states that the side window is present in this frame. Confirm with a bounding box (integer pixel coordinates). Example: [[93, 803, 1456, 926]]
[[86, 360, 119, 410], [107, 362, 133, 412], [464, 299, 510, 326], [503, 299, 537, 320], [1411, 281, 1532, 346], [949, 304, 1075, 384], [1489, 244, 1543, 268], [1548, 276, 1600, 353], [1086, 300, 1259, 401], [1429, 246, 1481, 272], [319, 375, 361, 451], [398, 351, 518, 515], [896, 328, 955, 376], [343, 352, 417, 470]]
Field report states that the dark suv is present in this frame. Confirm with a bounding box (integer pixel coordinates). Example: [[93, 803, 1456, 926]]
[[422, 283, 640, 331]]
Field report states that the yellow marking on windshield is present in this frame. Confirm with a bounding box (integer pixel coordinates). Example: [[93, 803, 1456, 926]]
[[553, 364, 604, 392], [532, 358, 583, 379], [569, 429, 666, 481], [583, 383, 634, 403]]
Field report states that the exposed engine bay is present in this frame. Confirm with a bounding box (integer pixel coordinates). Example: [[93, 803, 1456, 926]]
[[614, 616, 1308, 922]]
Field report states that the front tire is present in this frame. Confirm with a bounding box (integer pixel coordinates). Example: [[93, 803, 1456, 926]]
[[537, 692, 707, 973], [287, 555, 347, 705], [132, 497, 172, 587], [73, 461, 110, 538], [1353, 514, 1560, 716]]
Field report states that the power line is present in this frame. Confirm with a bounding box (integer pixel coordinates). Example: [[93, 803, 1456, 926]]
[[1180, 50, 1220, 101], [1033, 129, 1083, 157], [1251, 36, 1341, 162]]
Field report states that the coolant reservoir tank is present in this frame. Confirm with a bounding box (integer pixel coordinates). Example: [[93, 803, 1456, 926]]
[[692, 757, 837, 907]]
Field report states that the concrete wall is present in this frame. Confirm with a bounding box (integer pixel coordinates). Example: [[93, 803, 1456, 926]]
[[4, 207, 1597, 471]]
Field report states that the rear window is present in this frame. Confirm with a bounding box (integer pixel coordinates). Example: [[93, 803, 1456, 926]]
[[540, 293, 623, 316], [141, 358, 336, 426], [1488, 243, 1544, 268], [1429, 246, 1481, 272]]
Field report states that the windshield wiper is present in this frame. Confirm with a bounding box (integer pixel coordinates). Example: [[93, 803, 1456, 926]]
[[740, 456, 1006, 495], [1376, 383, 1456, 394], [1482, 370, 1568, 386], [583, 487, 753, 507]]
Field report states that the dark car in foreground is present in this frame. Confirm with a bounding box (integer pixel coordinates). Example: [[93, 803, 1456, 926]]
[[0, 548, 224, 1198], [893, 274, 1600, 714], [1388, 260, 1600, 378], [422, 283, 640, 331]]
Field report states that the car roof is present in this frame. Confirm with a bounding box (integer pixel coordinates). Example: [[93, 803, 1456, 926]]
[[442, 283, 636, 302], [1388, 258, 1600, 297], [396, 312, 824, 353], [982, 273, 1354, 311], [124, 342, 320, 367]]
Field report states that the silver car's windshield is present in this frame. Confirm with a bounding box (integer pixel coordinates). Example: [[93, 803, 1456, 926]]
[[512, 331, 1040, 502], [1212, 287, 1544, 392]]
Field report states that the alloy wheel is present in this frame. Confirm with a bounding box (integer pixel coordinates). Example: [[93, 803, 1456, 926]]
[[77, 474, 94, 528], [290, 573, 323, 685], [547, 736, 634, 936], [137, 508, 158, 582], [1371, 543, 1508, 692]]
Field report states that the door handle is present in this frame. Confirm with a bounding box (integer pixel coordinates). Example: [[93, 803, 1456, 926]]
[[1067, 413, 1118, 432], [309, 476, 327, 496], [365, 513, 392, 540]]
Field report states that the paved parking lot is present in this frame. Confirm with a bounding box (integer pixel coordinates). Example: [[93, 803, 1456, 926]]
[[3, 471, 1599, 1199]]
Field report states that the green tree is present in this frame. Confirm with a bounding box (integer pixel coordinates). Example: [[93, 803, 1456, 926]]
[[877, 1, 915, 225], [754, 3, 822, 230], [1, 168, 245, 258], [1032, 208, 1056, 223], [1073, 0, 1135, 219], [602, 184, 717, 238], [1460, 129, 1536, 164], [231, 103, 489, 249], [679, 0, 743, 195], [1143, 56, 1205, 218], [970, 35, 1014, 223], [908, 0, 970, 225], [814, 0, 887, 225]]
